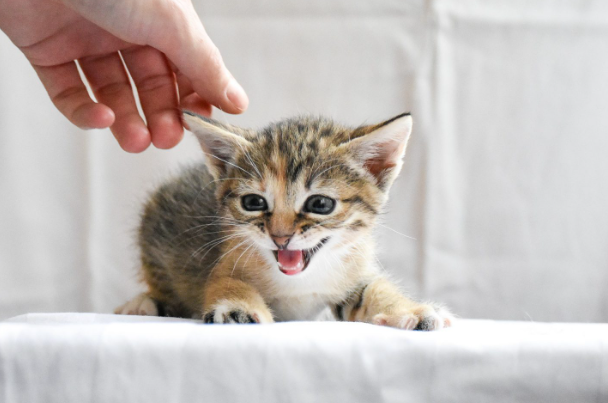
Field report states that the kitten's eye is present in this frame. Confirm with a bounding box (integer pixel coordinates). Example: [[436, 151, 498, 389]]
[[304, 195, 335, 215], [241, 194, 268, 212]]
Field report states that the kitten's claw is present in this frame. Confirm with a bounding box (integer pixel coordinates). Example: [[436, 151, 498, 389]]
[[203, 301, 273, 324], [204, 309, 257, 324], [372, 304, 454, 331], [114, 293, 158, 316]]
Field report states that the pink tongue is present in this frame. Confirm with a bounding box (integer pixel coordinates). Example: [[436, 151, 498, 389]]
[[277, 250, 305, 275]]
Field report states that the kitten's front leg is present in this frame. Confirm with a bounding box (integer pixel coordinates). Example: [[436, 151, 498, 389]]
[[332, 277, 453, 331], [202, 276, 274, 324]]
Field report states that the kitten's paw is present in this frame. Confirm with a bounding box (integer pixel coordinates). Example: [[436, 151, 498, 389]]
[[203, 301, 274, 324], [114, 293, 158, 316], [372, 304, 454, 331]]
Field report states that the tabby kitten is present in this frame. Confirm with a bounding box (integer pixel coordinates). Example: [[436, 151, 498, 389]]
[[116, 111, 453, 330]]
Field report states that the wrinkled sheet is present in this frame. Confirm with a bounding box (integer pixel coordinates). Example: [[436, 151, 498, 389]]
[[1, 313, 607, 403]]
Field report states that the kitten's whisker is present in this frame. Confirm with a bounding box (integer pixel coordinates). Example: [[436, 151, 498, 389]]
[[184, 229, 242, 240], [184, 215, 250, 225], [190, 237, 238, 262], [190, 232, 250, 276], [208, 177, 250, 184], [235, 139, 263, 180], [212, 238, 251, 269], [205, 153, 254, 178], [179, 232, 242, 274], [315, 178, 356, 189], [305, 217, 341, 232], [186, 224, 243, 235], [173, 223, 237, 239], [174, 224, 249, 246], [190, 231, 246, 258], [375, 223, 417, 240], [308, 157, 342, 182], [194, 230, 248, 254], [310, 161, 344, 181], [172, 226, 241, 248], [188, 177, 248, 209], [174, 217, 257, 245], [231, 242, 256, 277], [185, 222, 245, 234], [310, 158, 354, 182], [241, 243, 258, 271]]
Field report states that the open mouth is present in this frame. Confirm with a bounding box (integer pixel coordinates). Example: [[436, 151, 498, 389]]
[[272, 237, 330, 276]]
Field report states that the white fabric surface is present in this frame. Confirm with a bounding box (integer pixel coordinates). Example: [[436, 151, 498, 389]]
[[1, 0, 608, 322], [1, 313, 607, 402]]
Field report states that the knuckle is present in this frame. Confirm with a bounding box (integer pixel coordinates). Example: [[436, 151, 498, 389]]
[[136, 74, 174, 94], [52, 86, 88, 106], [96, 81, 132, 98]]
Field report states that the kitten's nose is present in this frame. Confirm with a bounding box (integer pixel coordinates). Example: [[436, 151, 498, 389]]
[[271, 235, 292, 249]]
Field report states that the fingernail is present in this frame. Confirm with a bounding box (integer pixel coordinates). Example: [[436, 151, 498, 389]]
[[226, 79, 249, 112]]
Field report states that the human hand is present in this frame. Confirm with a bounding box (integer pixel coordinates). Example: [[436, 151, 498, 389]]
[[0, 0, 248, 152]]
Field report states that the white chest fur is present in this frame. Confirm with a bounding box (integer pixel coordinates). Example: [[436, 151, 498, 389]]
[[250, 236, 375, 322], [258, 244, 362, 321]]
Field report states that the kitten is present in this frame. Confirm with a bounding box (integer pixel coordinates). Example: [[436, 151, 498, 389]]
[[115, 111, 453, 330]]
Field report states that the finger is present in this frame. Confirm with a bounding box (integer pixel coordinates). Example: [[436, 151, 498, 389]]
[[150, 3, 249, 114], [181, 94, 213, 118], [62, 0, 248, 114], [121, 47, 184, 149], [78, 53, 151, 153], [175, 72, 213, 117], [33, 62, 115, 129]]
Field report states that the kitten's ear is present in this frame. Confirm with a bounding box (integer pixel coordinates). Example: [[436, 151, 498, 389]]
[[182, 111, 251, 179], [345, 113, 413, 191]]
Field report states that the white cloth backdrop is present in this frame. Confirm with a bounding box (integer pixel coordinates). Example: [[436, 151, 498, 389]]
[[0, 0, 607, 322]]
